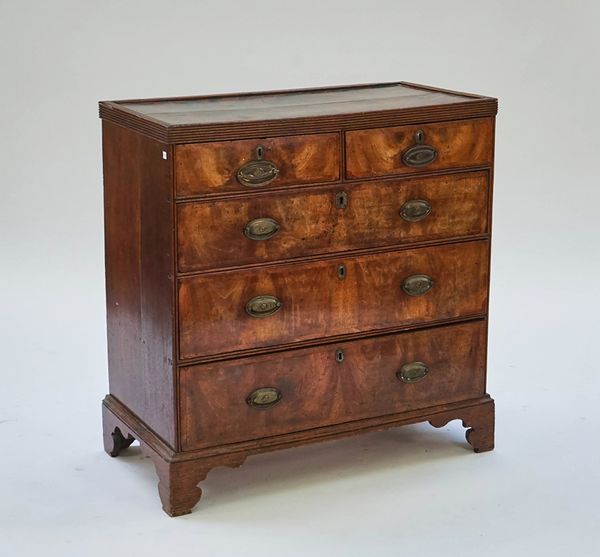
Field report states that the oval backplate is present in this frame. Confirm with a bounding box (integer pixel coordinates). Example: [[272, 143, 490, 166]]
[[246, 387, 282, 409], [245, 295, 282, 318], [397, 361, 429, 383], [402, 274, 434, 296], [399, 199, 432, 222], [237, 160, 280, 187], [402, 145, 438, 167], [244, 217, 280, 241]]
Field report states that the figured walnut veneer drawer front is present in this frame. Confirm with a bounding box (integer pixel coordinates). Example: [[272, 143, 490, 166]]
[[177, 171, 489, 272], [175, 133, 340, 197], [345, 118, 493, 180], [178, 240, 488, 359], [179, 321, 487, 450]]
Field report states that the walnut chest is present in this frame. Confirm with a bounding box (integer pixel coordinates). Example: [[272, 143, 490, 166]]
[[100, 82, 497, 516]]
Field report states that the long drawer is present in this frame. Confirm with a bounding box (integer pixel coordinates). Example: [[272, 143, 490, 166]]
[[179, 320, 487, 450], [177, 171, 489, 272], [178, 240, 489, 359]]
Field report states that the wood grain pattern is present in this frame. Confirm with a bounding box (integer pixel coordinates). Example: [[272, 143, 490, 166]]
[[102, 122, 177, 448], [179, 321, 487, 450], [175, 133, 340, 197], [178, 240, 489, 359], [177, 171, 489, 272], [346, 118, 493, 179]]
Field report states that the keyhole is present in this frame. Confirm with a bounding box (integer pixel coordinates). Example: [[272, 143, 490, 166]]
[[415, 130, 424, 143], [337, 264, 346, 280], [256, 145, 264, 159], [335, 191, 348, 209], [336, 349, 345, 363]]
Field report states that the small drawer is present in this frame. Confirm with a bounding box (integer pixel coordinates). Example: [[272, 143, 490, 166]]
[[178, 240, 489, 359], [177, 171, 489, 272], [179, 320, 487, 450], [345, 118, 493, 180], [175, 133, 340, 197]]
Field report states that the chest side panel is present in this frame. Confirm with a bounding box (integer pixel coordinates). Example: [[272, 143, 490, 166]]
[[103, 121, 177, 448]]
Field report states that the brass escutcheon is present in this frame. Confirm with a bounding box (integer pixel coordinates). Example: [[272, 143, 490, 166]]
[[335, 191, 348, 209]]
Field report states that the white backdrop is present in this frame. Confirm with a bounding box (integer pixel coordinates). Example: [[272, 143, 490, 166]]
[[2, 1, 599, 555]]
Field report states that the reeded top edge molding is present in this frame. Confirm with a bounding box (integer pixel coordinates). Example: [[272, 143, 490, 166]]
[[99, 81, 498, 144]]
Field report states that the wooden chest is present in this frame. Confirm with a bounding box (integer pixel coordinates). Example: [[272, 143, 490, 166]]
[[100, 82, 497, 516]]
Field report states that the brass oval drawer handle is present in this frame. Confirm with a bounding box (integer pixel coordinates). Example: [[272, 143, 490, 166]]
[[402, 130, 438, 168], [244, 217, 280, 241], [397, 361, 429, 383], [237, 145, 280, 187], [402, 274, 434, 296], [245, 295, 282, 318], [246, 387, 282, 409], [399, 199, 432, 222]]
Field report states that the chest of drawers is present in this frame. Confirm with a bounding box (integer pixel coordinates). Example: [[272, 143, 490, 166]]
[[100, 82, 497, 516]]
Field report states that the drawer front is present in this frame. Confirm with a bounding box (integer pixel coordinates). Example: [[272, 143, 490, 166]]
[[178, 240, 488, 359], [179, 321, 487, 450], [346, 118, 493, 180], [175, 133, 340, 197], [177, 171, 489, 272]]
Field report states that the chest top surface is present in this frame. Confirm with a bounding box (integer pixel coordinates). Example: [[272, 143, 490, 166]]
[[99, 82, 497, 143]]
